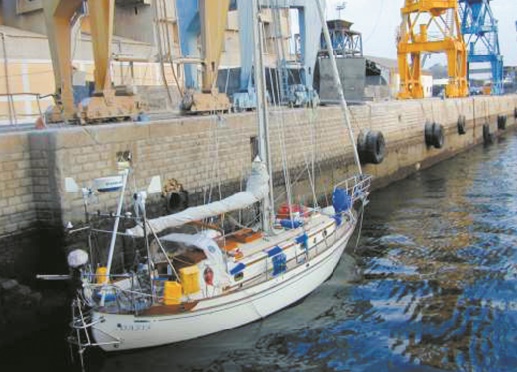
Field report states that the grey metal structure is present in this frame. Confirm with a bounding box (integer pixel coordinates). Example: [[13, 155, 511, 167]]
[[319, 19, 363, 57], [234, 0, 323, 110], [318, 58, 365, 104], [317, 19, 365, 103]]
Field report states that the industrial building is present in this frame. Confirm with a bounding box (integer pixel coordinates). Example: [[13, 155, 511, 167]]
[[0, 0, 293, 122], [0, 0, 511, 124]]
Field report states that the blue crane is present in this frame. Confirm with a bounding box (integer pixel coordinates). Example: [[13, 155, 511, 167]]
[[176, 0, 233, 113], [233, 0, 323, 111], [459, 0, 504, 95]]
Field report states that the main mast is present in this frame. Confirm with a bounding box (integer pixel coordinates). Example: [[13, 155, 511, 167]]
[[251, 0, 274, 233]]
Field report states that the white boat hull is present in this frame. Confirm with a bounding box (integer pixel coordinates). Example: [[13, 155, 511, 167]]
[[91, 223, 355, 351]]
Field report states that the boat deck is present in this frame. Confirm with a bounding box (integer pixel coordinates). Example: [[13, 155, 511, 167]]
[[221, 212, 335, 263]]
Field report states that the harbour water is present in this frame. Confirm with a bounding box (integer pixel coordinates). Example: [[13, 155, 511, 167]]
[[2, 131, 517, 371]]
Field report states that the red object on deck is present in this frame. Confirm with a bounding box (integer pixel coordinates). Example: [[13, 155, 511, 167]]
[[276, 203, 309, 219]]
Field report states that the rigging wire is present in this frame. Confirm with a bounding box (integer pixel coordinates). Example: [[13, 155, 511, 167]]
[[275, 1, 321, 213], [1, 33, 16, 125], [268, 0, 295, 222], [275, 106, 322, 212], [153, 0, 173, 108], [164, 0, 184, 98], [306, 107, 319, 208], [353, 204, 365, 253], [362, 0, 384, 45]]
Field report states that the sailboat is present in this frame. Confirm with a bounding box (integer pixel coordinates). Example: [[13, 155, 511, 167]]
[[60, 0, 371, 355]]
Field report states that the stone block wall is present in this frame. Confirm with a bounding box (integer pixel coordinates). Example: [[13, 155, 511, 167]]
[[1, 95, 517, 238], [0, 133, 36, 235]]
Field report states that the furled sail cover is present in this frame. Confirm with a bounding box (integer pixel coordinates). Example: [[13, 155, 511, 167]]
[[127, 158, 269, 237]]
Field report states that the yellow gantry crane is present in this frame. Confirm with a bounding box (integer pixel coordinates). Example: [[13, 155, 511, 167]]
[[397, 0, 469, 99], [43, 0, 143, 124], [176, 0, 232, 113]]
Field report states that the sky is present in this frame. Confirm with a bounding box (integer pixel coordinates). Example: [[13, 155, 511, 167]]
[[325, 0, 517, 66]]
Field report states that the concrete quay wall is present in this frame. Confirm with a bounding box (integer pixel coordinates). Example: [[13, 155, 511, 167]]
[[0, 133, 36, 235], [1, 95, 517, 239]]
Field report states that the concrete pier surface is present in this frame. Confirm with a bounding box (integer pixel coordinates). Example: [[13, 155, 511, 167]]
[[0, 95, 516, 241]]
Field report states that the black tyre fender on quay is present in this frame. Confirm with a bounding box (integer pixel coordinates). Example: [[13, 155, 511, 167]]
[[424, 121, 444, 149], [483, 123, 494, 144], [424, 121, 433, 146], [433, 124, 445, 148], [165, 190, 189, 213], [457, 115, 466, 135], [497, 115, 507, 130], [357, 130, 386, 165]]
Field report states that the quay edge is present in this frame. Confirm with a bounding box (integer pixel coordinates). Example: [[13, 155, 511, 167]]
[[0, 95, 517, 275]]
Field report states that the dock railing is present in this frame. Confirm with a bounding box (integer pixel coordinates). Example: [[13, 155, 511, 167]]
[[0, 92, 51, 126]]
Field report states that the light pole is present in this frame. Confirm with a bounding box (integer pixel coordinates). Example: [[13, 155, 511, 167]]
[[336, 2, 346, 19]]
